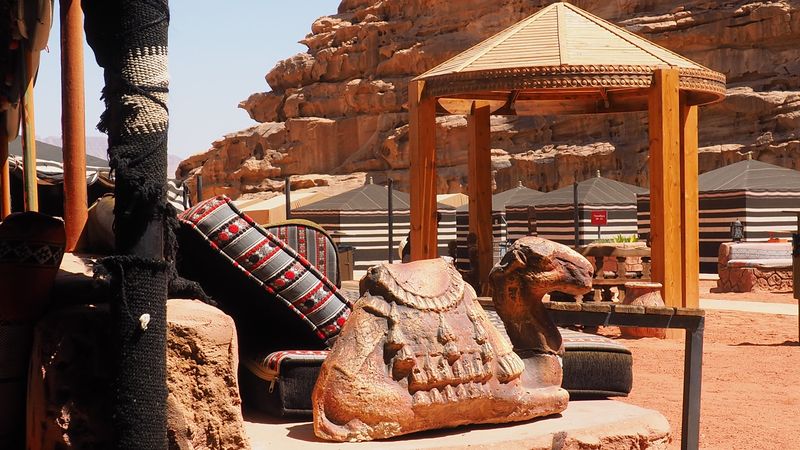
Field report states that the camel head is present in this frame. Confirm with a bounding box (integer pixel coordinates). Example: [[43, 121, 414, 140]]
[[489, 237, 594, 355]]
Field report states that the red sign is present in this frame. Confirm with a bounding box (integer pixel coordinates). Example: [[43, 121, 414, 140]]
[[591, 210, 608, 226]]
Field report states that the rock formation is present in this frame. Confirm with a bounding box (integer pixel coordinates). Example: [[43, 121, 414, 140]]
[[177, 0, 800, 199]]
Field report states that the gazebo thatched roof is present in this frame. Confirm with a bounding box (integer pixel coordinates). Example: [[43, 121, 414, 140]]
[[415, 1, 725, 115]]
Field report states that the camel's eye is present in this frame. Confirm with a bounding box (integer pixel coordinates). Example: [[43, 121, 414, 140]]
[[513, 249, 527, 266]]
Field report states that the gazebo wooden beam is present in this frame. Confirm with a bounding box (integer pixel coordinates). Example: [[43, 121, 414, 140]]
[[467, 101, 492, 294], [408, 80, 438, 260], [680, 94, 700, 309], [648, 68, 683, 309]]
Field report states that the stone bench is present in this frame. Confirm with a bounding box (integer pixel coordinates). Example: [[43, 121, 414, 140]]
[[717, 242, 793, 293]]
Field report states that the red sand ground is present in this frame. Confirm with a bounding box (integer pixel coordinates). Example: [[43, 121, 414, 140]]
[[599, 286, 800, 449]]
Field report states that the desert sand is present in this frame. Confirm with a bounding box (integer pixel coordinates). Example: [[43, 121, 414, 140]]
[[601, 281, 799, 449]]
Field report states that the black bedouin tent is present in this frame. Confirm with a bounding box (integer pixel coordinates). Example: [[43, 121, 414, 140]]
[[455, 183, 543, 271], [535, 172, 646, 246], [638, 158, 800, 272], [7, 138, 112, 216], [292, 180, 456, 278], [503, 182, 546, 242], [7, 138, 186, 215]]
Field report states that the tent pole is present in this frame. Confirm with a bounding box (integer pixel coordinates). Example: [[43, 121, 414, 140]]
[[196, 175, 203, 203], [60, 0, 89, 250], [284, 175, 291, 220], [20, 45, 39, 212], [388, 178, 394, 263], [0, 137, 9, 219], [573, 181, 579, 247]]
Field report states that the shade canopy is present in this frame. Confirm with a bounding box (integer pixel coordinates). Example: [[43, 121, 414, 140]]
[[296, 183, 411, 212], [538, 174, 646, 206], [698, 159, 800, 192], [456, 183, 544, 211], [415, 1, 725, 116]]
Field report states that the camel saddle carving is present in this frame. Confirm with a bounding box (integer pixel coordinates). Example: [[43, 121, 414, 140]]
[[312, 241, 592, 442]]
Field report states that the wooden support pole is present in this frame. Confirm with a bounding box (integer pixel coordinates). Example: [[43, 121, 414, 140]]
[[680, 94, 700, 309], [648, 69, 682, 309], [61, 0, 89, 250], [0, 137, 10, 219], [408, 80, 438, 260], [467, 102, 493, 293], [21, 47, 39, 212]]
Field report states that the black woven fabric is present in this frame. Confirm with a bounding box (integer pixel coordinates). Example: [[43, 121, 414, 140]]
[[83, 0, 170, 253], [82, 1, 172, 448], [103, 256, 168, 449]]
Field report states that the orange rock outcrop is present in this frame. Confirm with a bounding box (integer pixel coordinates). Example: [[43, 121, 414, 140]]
[[177, 0, 800, 199]]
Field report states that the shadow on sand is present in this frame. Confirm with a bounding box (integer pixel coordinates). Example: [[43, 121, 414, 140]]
[[733, 340, 799, 347]]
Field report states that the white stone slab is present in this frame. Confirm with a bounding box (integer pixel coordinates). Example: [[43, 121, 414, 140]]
[[245, 399, 670, 450]]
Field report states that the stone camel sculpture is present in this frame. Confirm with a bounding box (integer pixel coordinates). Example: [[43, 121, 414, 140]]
[[312, 238, 593, 442], [490, 236, 595, 357]]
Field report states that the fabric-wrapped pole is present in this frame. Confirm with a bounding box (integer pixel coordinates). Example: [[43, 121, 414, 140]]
[[82, 0, 170, 448]]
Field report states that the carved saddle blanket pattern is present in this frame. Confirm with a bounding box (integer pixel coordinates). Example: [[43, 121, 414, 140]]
[[312, 258, 567, 442]]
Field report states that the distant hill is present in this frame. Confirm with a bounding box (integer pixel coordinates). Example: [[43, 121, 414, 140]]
[[39, 135, 183, 177]]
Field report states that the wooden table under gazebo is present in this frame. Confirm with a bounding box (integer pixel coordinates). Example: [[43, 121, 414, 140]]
[[407, 1, 726, 310]]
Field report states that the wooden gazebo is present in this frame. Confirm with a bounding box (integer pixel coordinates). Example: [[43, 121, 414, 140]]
[[408, 2, 726, 307]]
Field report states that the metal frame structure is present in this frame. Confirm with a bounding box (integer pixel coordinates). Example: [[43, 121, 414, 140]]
[[545, 301, 705, 450]]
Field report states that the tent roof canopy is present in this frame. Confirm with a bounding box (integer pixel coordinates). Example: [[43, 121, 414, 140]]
[[698, 158, 800, 192], [457, 183, 544, 211], [537, 174, 646, 207], [296, 182, 454, 212], [414, 1, 725, 116], [9, 138, 109, 168]]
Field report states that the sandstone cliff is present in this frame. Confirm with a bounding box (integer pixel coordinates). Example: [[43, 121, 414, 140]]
[[177, 0, 800, 198]]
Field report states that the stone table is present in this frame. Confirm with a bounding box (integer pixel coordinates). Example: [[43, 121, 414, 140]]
[[244, 400, 670, 449]]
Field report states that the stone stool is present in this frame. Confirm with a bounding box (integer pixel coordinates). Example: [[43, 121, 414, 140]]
[[27, 299, 251, 450], [620, 282, 666, 339]]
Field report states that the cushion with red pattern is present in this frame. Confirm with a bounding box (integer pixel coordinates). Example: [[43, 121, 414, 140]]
[[177, 196, 351, 349]]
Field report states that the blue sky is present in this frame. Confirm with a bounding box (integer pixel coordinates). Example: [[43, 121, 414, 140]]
[[34, 1, 338, 157]]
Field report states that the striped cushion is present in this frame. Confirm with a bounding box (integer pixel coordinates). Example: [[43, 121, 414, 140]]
[[178, 196, 351, 347], [265, 221, 339, 287]]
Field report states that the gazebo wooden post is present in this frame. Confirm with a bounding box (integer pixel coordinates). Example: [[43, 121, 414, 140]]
[[467, 101, 493, 293], [680, 94, 700, 309], [648, 68, 683, 309], [61, 0, 89, 250], [408, 80, 438, 260]]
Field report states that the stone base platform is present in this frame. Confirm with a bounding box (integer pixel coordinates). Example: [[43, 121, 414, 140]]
[[244, 400, 670, 449]]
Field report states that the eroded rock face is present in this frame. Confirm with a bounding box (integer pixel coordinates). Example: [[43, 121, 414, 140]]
[[312, 258, 568, 441], [178, 1, 800, 198]]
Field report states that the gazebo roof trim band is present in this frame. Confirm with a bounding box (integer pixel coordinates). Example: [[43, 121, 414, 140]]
[[420, 65, 725, 107]]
